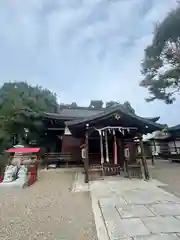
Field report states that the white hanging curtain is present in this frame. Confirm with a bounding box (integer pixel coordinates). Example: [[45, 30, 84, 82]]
[[105, 129, 109, 162], [113, 130, 118, 165], [64, 126, 72, 135], [99, 130, 104, 164]]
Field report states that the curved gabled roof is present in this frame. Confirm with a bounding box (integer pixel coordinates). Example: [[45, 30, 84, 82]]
[[66, 106, 164, 133], [168, 124, 180, 132], [145, 117, 160, 122], [44, 108, 103, 120], [44, 107, 160, 123]]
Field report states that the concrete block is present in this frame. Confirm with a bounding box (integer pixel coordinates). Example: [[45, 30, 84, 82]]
[[134, 233, 180, 240], [148, 203, 180, 216], [142, 216, 180, 234], [116, 205, 155, 218]]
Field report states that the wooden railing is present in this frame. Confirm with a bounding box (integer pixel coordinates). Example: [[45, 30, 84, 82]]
[[103, 163, 121, 176], [44, 152, 82, 167], [126, 163, 142, 179], [87, 163, 121, 181]]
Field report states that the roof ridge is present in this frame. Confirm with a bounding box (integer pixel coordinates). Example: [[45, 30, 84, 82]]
[[66, 105, 164, 130], [59, 106, 104, 111]]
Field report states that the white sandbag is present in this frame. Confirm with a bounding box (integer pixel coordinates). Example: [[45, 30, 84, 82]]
[[2, 165, 18, 183], [0, 166, 28, 188], [17, 165, 28, 180], [14, 165, 28, 187]]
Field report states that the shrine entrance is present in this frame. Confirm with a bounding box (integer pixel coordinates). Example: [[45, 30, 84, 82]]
[[87, 126, 143, 180], [66, 107, 164, 183]]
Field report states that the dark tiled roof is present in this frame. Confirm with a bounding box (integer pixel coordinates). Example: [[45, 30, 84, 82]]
[[66, 105, 164, 132], [168, 124, 180, 132], [59, 108, 103, 118], [146, 117, 160, 122], [44, 108, 103, 119], [44, 107, 160, 123]]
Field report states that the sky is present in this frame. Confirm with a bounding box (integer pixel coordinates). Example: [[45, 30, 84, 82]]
[[0, 0, 179, 126]]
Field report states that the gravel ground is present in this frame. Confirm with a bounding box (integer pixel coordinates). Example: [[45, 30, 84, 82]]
[[0, 169, 98, 240], [150, 159, 180, 197]]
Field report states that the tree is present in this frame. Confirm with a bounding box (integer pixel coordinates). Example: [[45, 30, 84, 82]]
[[70, 102, 78, 107], [105, 101, 119, 108], [0, 82, 58, 150], [59, 102, 78, 108], [121, 101, 135, 114], [140, 6, 180, 104], [106, 100, 135, 114], [89, 100, 104, 109]]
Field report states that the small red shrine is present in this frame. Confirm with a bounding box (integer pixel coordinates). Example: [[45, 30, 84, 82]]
[[0, 147, 39, 187]]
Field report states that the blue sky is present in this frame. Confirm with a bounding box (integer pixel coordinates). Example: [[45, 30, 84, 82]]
[[0, 0, 179, 126]]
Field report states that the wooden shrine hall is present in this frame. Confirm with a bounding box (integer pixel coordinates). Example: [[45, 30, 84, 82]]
[[66, 106, 164, 182]]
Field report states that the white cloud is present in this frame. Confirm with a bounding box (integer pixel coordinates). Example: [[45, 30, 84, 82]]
[[0, 0, 179, 126]]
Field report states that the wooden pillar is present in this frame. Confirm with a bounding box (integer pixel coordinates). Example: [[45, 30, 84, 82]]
[[153, 139, 156, 152], [139, 135, 150, 180], [105, 129, 109, 163], [84, 124, 89, 183], [173, 140, 178, 154], [151, 140, 156, 165], [99, 130, 104, 176], [124, 144, 130, 178], [119, 136, 125, 167], [117, 138, 121, 166]]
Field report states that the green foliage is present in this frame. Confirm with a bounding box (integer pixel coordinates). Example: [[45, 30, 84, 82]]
[[140, 6, 180, 104], [0, 81, 58, 151], [0, 152, 10, 168], [106, 101, 135, 114], [87, 99, 135, 114], [59, 102, 78, 108], [0, 81, 136, 151], [89, 100, 104, 109], [105, 101, 119, 108], [121, 101, 135, 114]]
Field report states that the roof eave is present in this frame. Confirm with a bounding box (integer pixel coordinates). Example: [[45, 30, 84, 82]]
[[144, 116, 160, 122], [66, 107, 164, 134]]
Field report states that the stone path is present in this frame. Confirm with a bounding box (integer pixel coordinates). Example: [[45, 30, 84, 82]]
[[150, 161, 180, 198], [72, 170, 90, 192], [98, 191, 180, 239], [73, 173, 180, 240]]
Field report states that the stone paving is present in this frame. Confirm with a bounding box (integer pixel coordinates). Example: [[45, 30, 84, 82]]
[[97, 190, 180, 239], [150, 160, 180, 198], [87, 176, 180, 240], [71, 162, 180, 240]]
